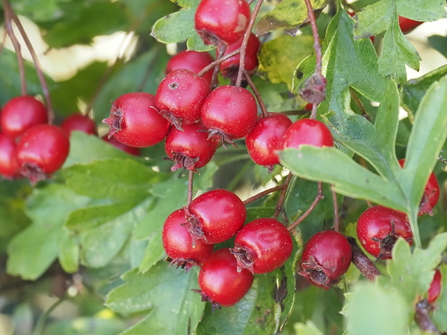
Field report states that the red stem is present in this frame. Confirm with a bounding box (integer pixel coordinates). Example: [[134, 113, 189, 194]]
[[244, 72, 268, 117], [197, 48, 240, 78], [235, 0, 264, 87], [273, 173, 293, 220], [243, 183, 288, 206], [187, 170, 194, 205], [332, 189, 340, 232]]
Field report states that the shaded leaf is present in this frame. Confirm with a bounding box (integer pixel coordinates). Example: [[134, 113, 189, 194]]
[[58, 233, 79, 273], [294, 321, 324, 335]]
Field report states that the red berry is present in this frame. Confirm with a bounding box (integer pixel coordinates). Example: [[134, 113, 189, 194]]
[[162, 208, 214, 271], [398, 159, 440, 216], [201, 85, 258, 144], [61, 113, 97, 135], [428, 268, 442, 304], [299, 230, 352, 288], [232, 218, 293, 274], [356, 205, 412, 259], [246, 113, 292, 170], [102, 92, 170, 148], [196, 248, 254, 308], [166, 50, 214, 84], [164, 122, 218, 172], [0, 133, 20, 179], [184, 189, 246, 244], [16, 124, 70, 183], [219, 33, 261, 83], [1, 96, 48, 139], [155, 69, 210, 128], [101, 135, 140, 156], [399, 16, 423, 34], [194, 0, 251, 46], [282, 118, 334, 149]]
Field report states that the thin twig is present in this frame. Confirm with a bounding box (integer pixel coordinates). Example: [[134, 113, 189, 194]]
[[243, 183, 288, 206], [187, 170, 194, 205], [332, 189, 340, 232], [244, 71, 268, 117], [211, 45, 226, 90], [3, 0, 26, 95], [235, 0, 264, 87], [287, 181, 324, 232], [304, 0, 322, 76], [9, 6, 54, 122], [349, 88, 369, 120], [197, 47, 240, 78], [31, 296, 67, 335], [273, 173, 293, 220], [347, 237, 381, 281]]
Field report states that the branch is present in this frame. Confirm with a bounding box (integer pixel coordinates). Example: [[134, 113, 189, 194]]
[[288, 181, 324, 232]]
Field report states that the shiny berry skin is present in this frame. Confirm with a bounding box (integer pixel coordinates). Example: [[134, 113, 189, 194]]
[[162, 209, 214, 271], [428, 269, 442, 304], [16, 124, 70, 183], [299, 230, 352, 288], [219, 33, 261, 83], [232, 218, 293, 274], [1, 96, 48, 139], [185, 189, 246, 244], [246, 113, 292, 170], [399, 16, 423, 34], [356, 205, 412, 259], [166, 50, 214, 84], [102, 92, 170, 148], [0, 133, 20, 179], [196, 248, 254, 308], [201, 85, 258, 143], [164, 122, 218, 172], [282, 118, 334, 149], [61, 113, 97, 135], [155, 69, 210, 127], [195, 0, 251, 46], [398, 159, 440, 216], [101, 135, 140, 156]]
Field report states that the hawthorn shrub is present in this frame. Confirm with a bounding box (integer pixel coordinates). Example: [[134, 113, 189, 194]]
[[0, 0, 447, 334]]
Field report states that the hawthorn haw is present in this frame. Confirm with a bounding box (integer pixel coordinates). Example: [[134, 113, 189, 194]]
[[282, 118, 334, 149], [356, 205, 412, 259], [399, 16, 423, 34], [16, 124, 70, 183], [195, 248, 254, 308], [164, 122, 218, 172], [184, 189, 246, 244], [103, 92, 170, 148], [155, 69, 210, 128], [299, 230, 352, 288], [162, 208, 214, 271], [1, 96, 48, 139], [398, 159, 440, 216], [428, 268, 442, 304], [102, 135, 140, 156], [61, 113, 97, 135], [166, 50, 214, 84], [246, 113, 292, 170], [232, 218, 293, 274], [201, 85, 258, 144], [194, 0, 251, 46], [0, 133, 20, 179]]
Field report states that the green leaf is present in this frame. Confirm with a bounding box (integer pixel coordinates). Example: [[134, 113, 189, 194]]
[[7, 185, 90, 280], [10, 0, 67, 22], [106, 264, 204, 335], [43, 316, 127, 335], [258, 35, 314, 90], [294, 321, 324, 335], [63, 159, 154, 201], [344, 282, 409, 335], [79, 198, 152, 268], [58, 233, 79, 273], [255, 0, 328, 35], [353, 0, 393, 38], [279, 146, 406, 212], [432, 264, 447, 332], [151, 2, 212, 52], [396, 0, 447, 21]]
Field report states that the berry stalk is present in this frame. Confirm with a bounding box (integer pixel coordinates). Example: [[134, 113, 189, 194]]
[[288, 181, 324, 232]]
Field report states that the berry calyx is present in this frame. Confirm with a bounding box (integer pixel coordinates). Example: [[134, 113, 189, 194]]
[[0, 133, 20, 179], [201, 85, 258, 145], [356, 205, 412, 259], [232, 218, 293, 274], [246, 113, 292, 170], [299, 230, 352, 288], [164, 122, 218, 172], [16, 124, 70, 184], [1, 96, 48, 139], [195, 248, 254, 308], [184, 189, 246, 244], [194, 0, 251, 46], [282, 118, 334, 149], [162, 208, 214, 271], [61, 113, 97, 135], [166, 50, 214, 84], [155, 69, 210, 128], [102, 135, 140, 156], [102, 92, 170, 148]]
